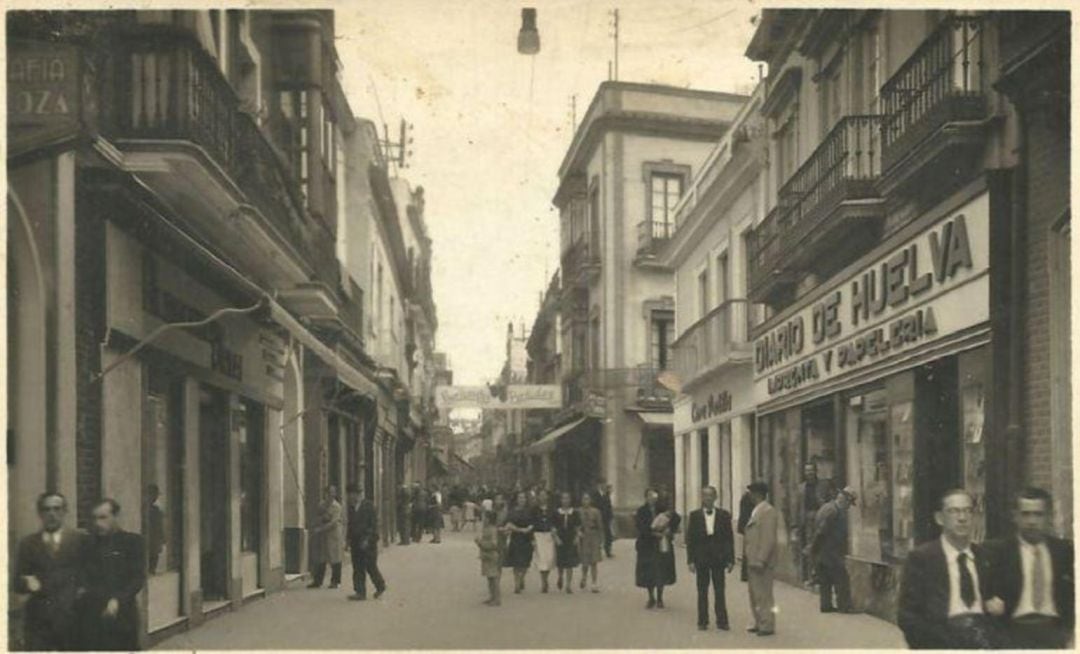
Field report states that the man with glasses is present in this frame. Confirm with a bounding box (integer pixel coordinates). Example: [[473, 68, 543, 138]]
[[984, 487, 1074, 648], [898, 489, 999, 648], [14, 492, 90, 650]]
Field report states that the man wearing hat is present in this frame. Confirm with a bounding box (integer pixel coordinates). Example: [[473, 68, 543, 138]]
[[807, 487, 857, 613]]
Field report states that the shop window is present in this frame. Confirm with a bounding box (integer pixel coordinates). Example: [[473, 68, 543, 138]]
[[803, 402, 838, 486], [846, 388, 892, 562], [959, 348, 988, 543], [890, 398, 915, 558], [238, 400, 265, 554], [145, 370, 184, 575]]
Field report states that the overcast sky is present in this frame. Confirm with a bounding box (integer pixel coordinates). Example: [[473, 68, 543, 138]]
[[337, 1, 760, 385]]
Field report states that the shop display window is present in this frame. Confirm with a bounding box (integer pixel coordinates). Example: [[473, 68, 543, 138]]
[[890, 400, 915, 558], [145, 373, 184, 575], [846, 388, 892, 561], [238, 400, 265, 554], [959, 348, 988, 543]]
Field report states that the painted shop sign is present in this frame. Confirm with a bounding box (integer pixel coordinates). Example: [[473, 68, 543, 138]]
[[435, 385, 563, 409], [753, 192, 990, 404], [691, 391, 733, 423], [8, 41, 93, 157]]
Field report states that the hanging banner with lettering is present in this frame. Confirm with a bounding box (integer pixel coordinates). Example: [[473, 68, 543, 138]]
[[435, 385, 563, 409], [753, 192, 990, 404], [8, 41, 94, 158]]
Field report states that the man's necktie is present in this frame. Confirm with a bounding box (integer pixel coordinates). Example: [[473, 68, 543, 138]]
[[1032, 546, 1047, 612], [958, 552, 976, 608]]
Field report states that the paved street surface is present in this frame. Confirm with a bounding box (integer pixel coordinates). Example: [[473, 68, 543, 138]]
[[156, 527, 905, 650]]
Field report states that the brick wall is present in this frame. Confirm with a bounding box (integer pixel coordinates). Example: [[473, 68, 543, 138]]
[[74, 186, 108, 525]]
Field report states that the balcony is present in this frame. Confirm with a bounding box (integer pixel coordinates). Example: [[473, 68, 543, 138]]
[[880, 14, 990, 197], [587, 367, 675, 409], [561, 236, 600, 288], [100, 28, 335, 295], [671, 299, 752, 390], [635, 219, 673, 267], [749, 115, 886, 304]]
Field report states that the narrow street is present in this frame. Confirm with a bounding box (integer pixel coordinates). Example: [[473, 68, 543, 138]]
[[156, 526, 904, 650]]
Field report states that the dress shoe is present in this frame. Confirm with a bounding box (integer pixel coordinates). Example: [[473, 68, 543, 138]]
[[307, 583, 321, 589], [328, 583, 340, 589], [656, 599, 665, 609], [374, 587, 386, 599], [646, 599, 656, 609], [821, 607, 837, 613], [756, 630, 775, 637], [717, 623, 730, 631], [349, 594, 366, 601], [698, 624, 708, 631], [746, 627, 759, 633]]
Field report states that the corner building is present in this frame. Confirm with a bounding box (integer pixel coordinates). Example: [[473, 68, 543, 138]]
[[744, 10, 1070, 622]]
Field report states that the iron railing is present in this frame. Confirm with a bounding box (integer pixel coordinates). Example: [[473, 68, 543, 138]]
[[749, 115, 882, 291], [671, 299, 750, 385], [586, 367, 674, 404], [881, 14, 986, 158], [637, 219, 674, 253]]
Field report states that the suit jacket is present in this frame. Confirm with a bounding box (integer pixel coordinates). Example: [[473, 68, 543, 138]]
[[983, 536, 1074, 628], [686, 508, 734, 569], [15, 527, 91, 643], [596, 493, 614, 522], [736, 492, 754, 535], [744, 501, 779, 569], [898, 538, 993, 649], [82, 529, 146, 650], [347, 500, 379, 551], [810, 501, 848, 565]]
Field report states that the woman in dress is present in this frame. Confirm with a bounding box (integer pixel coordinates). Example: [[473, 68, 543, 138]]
[[649, 491, 681, 607], [553, 491, 582, 594], [578, 491, 604, 592], [635, 487, 667, 608], [503, 491, 535, 593], [531, 490, 557, 593], [475, 501, 502, 606]]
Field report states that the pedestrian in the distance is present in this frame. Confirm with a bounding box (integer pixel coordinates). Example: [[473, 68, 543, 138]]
[[553, 491, 581, 594], [532, 490, 557, 593], [686, 486, 734, 631], [464, 499, 479, 531], [309, 486, 343, 589], [146, 484, 164, 575], [81, 498, 146, 651], [806, 487, 856, 613], [578, 491, 604, 593], [450, 491, 463, 533], [429, 486, 444, 544], [596, 480, 615, 558], [411, 482, 427, 543], [737, 490, 754, 583], [15, 492, 90, 651], [345, 484, 387, 601], [504, 491, 535, 593], [744, 481, 779, 637], [476, 500, 502, 606], [396, 484, 412, 546]]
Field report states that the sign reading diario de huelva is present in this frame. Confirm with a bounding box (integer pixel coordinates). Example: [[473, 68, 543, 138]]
[[752, 193, 990, 403]]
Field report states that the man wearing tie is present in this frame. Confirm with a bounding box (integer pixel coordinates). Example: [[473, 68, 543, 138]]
[[743, 481, 779, 637], [898, 489, 998, 649], [14, 492, 90, 651], [686, 486, 734, 631], [984, 487, 1074, 649], [345, 484, 388, 601]]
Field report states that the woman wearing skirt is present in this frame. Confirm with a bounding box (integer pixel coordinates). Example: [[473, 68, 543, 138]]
[[531, 490, 557, 593], [553, 492, 581, 593], [504, 491, 535, 593], [578, 491, 604, 592]]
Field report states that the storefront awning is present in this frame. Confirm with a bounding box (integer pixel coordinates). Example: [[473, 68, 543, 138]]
[[632, 411, 673, 427], [269, 300, 380, 398], [526, 417, 591, 454]]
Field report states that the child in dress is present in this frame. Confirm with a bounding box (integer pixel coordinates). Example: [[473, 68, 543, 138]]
[[475, 500, 502, 606], [463, 499, 479, 531]]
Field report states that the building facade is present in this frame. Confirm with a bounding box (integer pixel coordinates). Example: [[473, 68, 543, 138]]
[[743, 9, 1070, 621], [545, 82, 746, 531], [659, 85, 766, 535]]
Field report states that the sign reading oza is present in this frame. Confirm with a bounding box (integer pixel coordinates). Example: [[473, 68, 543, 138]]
[[435, 385, 563, 410], [753, 192, 990, 404]]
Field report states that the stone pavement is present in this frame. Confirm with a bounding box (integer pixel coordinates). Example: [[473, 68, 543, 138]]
[[155, 525, 905, 649]]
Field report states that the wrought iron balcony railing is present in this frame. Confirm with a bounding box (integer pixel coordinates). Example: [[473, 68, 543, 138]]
[[586, 367, 675, 405], [636, 219, 674, 255], [671, 299, 750, 386], [881, 14, 986, 169], [750, 115, 882, 295]]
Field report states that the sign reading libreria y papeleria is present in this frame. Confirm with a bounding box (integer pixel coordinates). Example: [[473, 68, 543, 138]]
[[753, 192, 990, 403]]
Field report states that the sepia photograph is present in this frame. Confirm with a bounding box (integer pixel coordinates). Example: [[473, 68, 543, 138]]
[[4, 1, 1074, 650]]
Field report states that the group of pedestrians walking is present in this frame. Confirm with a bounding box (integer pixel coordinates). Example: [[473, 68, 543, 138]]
[[306, 485, 387, 602], [396, 481, 445, 545], [472, 481, 615, 606]]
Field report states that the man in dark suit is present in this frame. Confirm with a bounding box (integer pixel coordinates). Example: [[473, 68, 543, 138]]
[[596, 480, 614, 558], [82, 498, 146, 651], [898, 489, 1000, 649], [410, 482, 427, 543], [14, 492, 90, 651], [807, 486, 856, 613], [346, 484, 387, 601], [686, 486, 734, 631], [984, 487, 1074, 649]]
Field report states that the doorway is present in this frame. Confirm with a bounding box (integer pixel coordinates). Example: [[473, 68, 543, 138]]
[[199, 387, 229, 603]]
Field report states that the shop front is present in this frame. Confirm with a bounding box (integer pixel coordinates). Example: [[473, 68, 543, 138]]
[[752, 189, 991, 621], [672, 364, 754, 539]]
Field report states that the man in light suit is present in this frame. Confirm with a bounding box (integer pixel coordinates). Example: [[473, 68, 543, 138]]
[[743, 481, 778, 637], [686, 486, 735, 631], [984, 487, 1074, 649], [897, 489, 998, 649]]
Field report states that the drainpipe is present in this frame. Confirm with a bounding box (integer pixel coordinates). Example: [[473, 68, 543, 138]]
[[1003, 110, 1027, 520]]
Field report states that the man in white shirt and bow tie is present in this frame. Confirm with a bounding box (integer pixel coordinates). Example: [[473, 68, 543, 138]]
[[686, 486, 735, 631], [984, 487, 1074, 649]]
